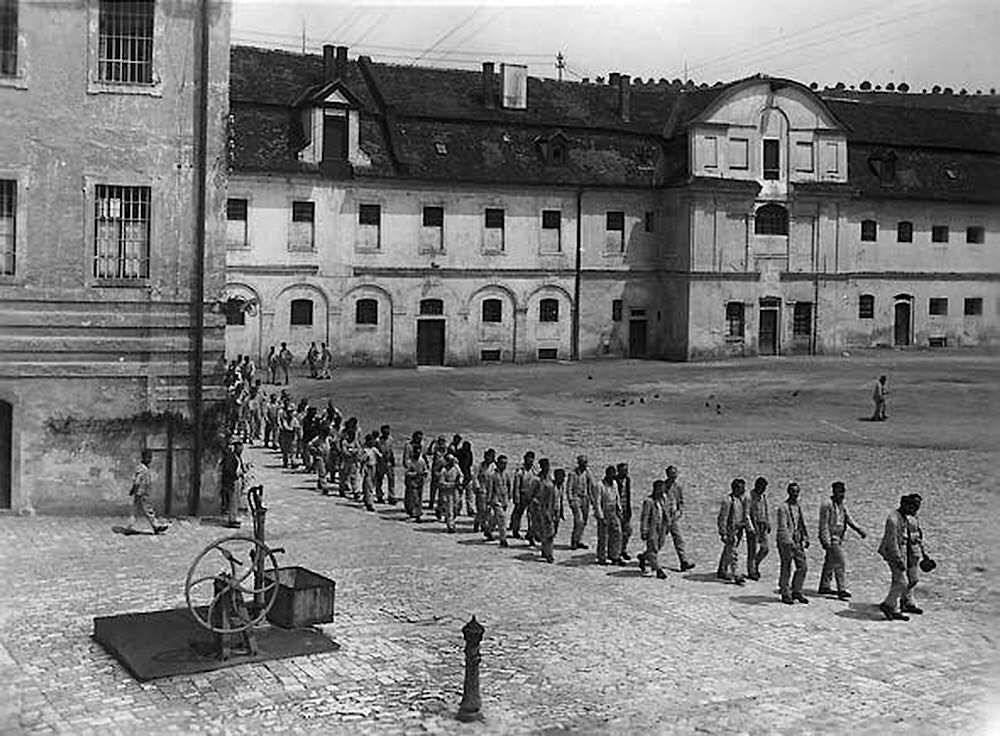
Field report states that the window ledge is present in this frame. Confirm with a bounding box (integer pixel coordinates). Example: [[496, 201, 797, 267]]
[[92, 279, 151, 289], [354, 247, 381, 254], [482, 249, 506, 256], [287, 245, 316, 253], [354, 324, 379, 330], [724, 336, 745, 344], [0, 76, 27, 90], [419, 247, 446, 255], [0, 275, 23, 285], [87, 80, 163, 97], [226, 243, 251, 251]]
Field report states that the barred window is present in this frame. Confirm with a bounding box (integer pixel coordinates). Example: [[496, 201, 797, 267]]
[[226, 198, 248, 248], [419, 298, 443, 316], [897, 221, 913, 243], [98, 0, 155, 85], [484, 208, 504, 229], [290, 298, 313, 326], [224, 298, 246, 326], [94, 184, 150, 279], [482, 298, 502, 323], [793, 302, 812, 337], [966, 226, 985, 244], [355, 298, 378, 325], [858, 294, 874, 319], [0, 0, 17, 77], [539, 298, 559, 322], [754, 204, 788, 236], [612, 299, 622, 322], [928, 297, 948, 316], [289, 200, 314, 251], [931, 225, 949, 243], [860, 219, 877, 242], [725, 302, 744, 340], [0, 179, 14, 275], [423, 206, 443, 227]]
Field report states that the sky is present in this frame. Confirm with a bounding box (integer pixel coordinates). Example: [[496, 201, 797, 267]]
[[231, 0, 1000, 93]]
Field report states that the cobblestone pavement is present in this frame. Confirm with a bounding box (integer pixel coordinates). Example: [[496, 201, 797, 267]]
[[2, 355, 999, 735]]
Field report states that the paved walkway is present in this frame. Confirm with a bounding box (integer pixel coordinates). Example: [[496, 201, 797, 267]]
[[2, 431, 998, 734]]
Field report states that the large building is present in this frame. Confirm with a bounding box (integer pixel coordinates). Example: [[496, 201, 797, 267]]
[[226, 46, 999, 367], [0, 0, 231, 513]]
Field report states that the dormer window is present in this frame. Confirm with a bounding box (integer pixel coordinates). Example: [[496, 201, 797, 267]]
[[550, 142, 566, 164], [293, 79, 364, 169], [323, 112, 347, 162]]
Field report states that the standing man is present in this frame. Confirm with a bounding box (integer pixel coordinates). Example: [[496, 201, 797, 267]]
[[595, 465, 624, 566], [872, 374, 889, 421], [266, 346, 278, 384], [375, 425, 396, 505], [717, 478, 753, 583], [305, 342, 319, 379], [308, 427, 333, 494], [219, 442, 247, 529], [567, 455, 598, 550], [746, 476, 771, 581], [509, 451, 537, 540], [776, 482, 810, 604], [487, 454, 513, 547], [818, 481, 867, 599], [878, 495, 914, 621], [664, 465, 696, 571], [127, 449, 169, 534], [901, 493, 927, 616], [616, 463, 633, 561], [639, 480, 669, 580], [318, 342, 333, 379], [552, 467, 567, 541], [437, 454, 462, 533], [535, 459, 558, 563], [403, 432, 428, 522], [277, 406, 297, 469], [474, 448, 497, 538], [277, 342, 293, 385], [263, 393, 279, 449]]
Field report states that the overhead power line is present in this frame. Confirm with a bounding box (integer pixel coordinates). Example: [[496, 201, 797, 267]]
[[412, 9, 483, 63]]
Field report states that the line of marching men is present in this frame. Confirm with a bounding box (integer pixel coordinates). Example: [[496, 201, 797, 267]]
[[224, 389, 933, 622]]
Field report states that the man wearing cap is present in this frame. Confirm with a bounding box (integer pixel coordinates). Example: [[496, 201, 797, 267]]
[[595, 465, 624, 566], [746, 476, 771, 581], [665, 465, 696, 571], [567, 455, 599, 550], [717, 478, 753, 583], [639, 480, 669, 579], [487, 454, 513, 546], [475, 448, 497, 539], [437, 453, 463, 533], [818, 481, 867, 598], [878, 495, 914, 620], [509, 451, 537, 541], [403, 432, 428, 522], [776, 482, 810, 604], [535, 459, 558, 563], [872, 374, 889, 421]]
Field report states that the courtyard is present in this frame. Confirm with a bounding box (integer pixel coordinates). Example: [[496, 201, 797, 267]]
[[1, 351, 998, 735]]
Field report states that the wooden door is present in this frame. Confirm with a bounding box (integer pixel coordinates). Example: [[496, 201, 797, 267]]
[[759, 309, 779, 355], [894, 302, 911, 346], [628, 320, 647, 358], [417, 320, 445, 365], [0, 401, 11, 509]]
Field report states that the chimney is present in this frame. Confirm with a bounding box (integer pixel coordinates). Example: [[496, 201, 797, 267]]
[[618, 74, 631, 122], [608, 72, 621, 87], [482, 62, 495, 109], [323, 44, 336, 82], [336, 46, 348, 79]]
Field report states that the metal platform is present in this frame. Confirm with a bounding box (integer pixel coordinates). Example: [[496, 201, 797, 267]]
[[93, 607, 339, 681]]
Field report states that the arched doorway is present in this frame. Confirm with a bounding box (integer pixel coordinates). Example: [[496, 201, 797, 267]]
[[893, 295, 913, 347], [0, 400, 11, 509]]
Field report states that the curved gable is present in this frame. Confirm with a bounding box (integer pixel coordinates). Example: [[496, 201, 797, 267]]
[[696, 78, 845, 131]]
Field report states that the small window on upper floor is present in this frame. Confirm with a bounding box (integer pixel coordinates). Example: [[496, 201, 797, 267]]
[[94, 184, 150, 280], [357, 203, 381, 250], [0, 179, 16, 276], [224, 298, 246, 326], [754, 204, 788, 236], [928, 297, 948, 316], [964, 298, 983, 316], [931, 225, 949, 243], [612, 299, 623, 322], [226, 198, 248, 248], [420, 206, 444, 253], [484, 208, 505, 252], [423, 206, 443, 228], [290, 298, 314, 326], [858, 294, 875, 319], [725, 302, 745, 341], [897, 221, 913, 243], [482, 298, 502, 323], [98, 0, 155, 84], [966, 226, 985, 244], [550, 141, 567, 165], [860, 219, 877, 242], [762, 139, 780, 180], [355, 298, 378, 325], [540, 209, 561, 253], [729, 138, 749, 170], [539, 298, 559, 323], [0, 0, 17, 77], [419, 298, 443, 316], [702, 136, 718, 168], [606, 211, 625, 252], [322, 114, 348, 162], [794, 142, 814, 173], [289, 200, 315, 251]]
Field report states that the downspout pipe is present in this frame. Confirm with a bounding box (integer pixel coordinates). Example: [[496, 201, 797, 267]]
[[190, 0, 210, 516], [571, 187, 583, 360]]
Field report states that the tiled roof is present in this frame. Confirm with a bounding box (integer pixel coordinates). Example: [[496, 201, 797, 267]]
[[848, 145, 1000, 204]]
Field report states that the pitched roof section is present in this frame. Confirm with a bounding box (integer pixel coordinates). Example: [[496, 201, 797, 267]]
[[849, 145, 1000, 204]]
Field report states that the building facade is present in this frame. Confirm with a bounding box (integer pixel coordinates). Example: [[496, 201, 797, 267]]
[[0, 0, 231, 513], [225, 45, 1000, 368]]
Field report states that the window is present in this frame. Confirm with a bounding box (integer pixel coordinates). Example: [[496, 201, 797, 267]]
[[419, 298, 443, 316], [358, 203, 381, 250], [858, 294, 875, 319], [355, 298, 378, 325], [928, 298, 948, 316], [644, 211, 655, 233], [94, 184, 150, 279], [897, 221, 913, 243], [725, 302, 744, 340], [538, 348, 558, 360], [540, 209, 561, 253], [964, 298, 983, 316], [612, 299, 622, 322], [794, 142, 814, 172], [226, 198, 248, 248], [290, 298, 313, 326], [0, 179, 14, 275], [550, 142, 566, 165], [701, 136, 718, 168], [482, 299, 502, 323], [793, 302, 812, 337], [480, 349, 501, 362], [224, 298, 246, 326], [322, 114, 347, 162], [823, 142, 839, 174], [289, 200, 314, 251], [1, 0, 16, 76], [729, 138, 749, 170], [98, 0, 155, 84], [860, 219, 877, 242], [606, 210, 625, 252], [421, 206, 444, 252], [931, 225, 949, 243], [539, 298, 559, 322], [762, 139, 780, 180], [423, 206, 443, 228], [484, 208, 504, 251], [966, 226, 985, 244], [754, 204, 788, 236]]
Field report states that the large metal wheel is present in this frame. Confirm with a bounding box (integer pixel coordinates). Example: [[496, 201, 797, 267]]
[[184, 535, 279, 635]]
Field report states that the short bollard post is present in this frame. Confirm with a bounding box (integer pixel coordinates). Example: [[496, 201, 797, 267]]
[[457, 615, 484, 722]]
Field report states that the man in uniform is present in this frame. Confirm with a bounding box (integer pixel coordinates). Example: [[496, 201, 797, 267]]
[[318, 342, 333, 379], [375, 424, 396, 504], [872, 374, 889, 421], [305, 342, 319, 379], [403, 432, 428, 522], [437, 453, 463, 533], [639, 480, 669, 579], [717, 477, 753, 583], [552, 467, 567, 540], [487, 454, 513, 547], [664, 465, 695, 571], [616, 463, 633, 561], [535, 459, 558, 563], [128, 449, 168, 534], [265, 346, 278, 384], [475, 448, 497, 539], [746, 476, 771, 581], [818, 481, 867, 598], [878, 495, 914, 621], [509, 451, 536, 540], [776, 482, 810, 604], [595, 465, 624, 566], [567, 455, 598, 550]]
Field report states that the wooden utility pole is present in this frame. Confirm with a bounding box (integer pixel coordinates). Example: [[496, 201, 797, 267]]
[[556, 52, 565, 81]]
